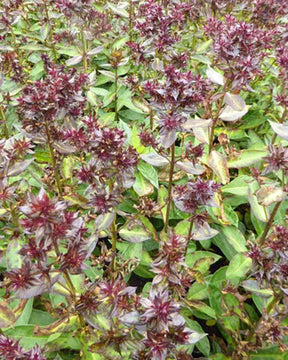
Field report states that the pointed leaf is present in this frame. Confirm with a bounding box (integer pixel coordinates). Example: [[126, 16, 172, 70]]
[[206, 67, 224, 86], [242, 280, 273, 298], [268, 121, 288, 141], [66, 55, 83, 66], [87, 46, 104, 56], [133, 172, 154, 196], [256, 186, 286, 206], [176, 161, 205, 175], [0, 303, 15, 328], [138, 161, 158, 188], [226, 254, 252, 283], [228, 150, 267, 168], [119, 222, 151, 243], [219, 105, 250, 122], [248, 184, 268, 222], [141, 153, 169, 167], [224, 93, 246, 111], [193, 222, 219, 241], [8, 159, 34, 177], [208, 150, 230, 184]]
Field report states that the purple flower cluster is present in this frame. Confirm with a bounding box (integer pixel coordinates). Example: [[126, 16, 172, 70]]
[[275, 47, 288, 107], [251, 0, 288, 28], [173, 179, 220, 214], [140, 287, 198, 360], [0, 336, 46, 360], [204, 15, 275, 89], [4, 188, 92, 297], [143, 64, 210, 147], [18, 56, 87, 134], [65, 117, 138, 192], [135, 0, 196, 52], [263, 144, 288, 175], [0, 51, 24, 83], [54, 0, 111, 37], [151, 231, 188, 287], [143, 65, 210, 111], [248, 225, 288, 290]]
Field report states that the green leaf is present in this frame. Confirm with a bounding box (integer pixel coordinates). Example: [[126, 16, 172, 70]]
[[6, 239, 23, 270], [133, 265, 154, 279], [87, 90, 99, 106], [189, 301, 217, 319], [228, 150, 267, 168], [187, 283, 208, 301], [242, 280, 273, 298], [62, 157, 74, 179], [119, 221, 151, 243], [131, 126, 145, 153], [117, 242, 143, 261], [248, 183, 268, 222], [184, 317, 210, 357], [196, 39, 212, 53], [208, 150, 230, 184], [4, 325, 49, 347], [138, 161, 159, 188], [15, 298, 33, 326], [131, 97, 150, 114], [219, 225, 247, 254], [107, 2, 129, 17], [0, 303, 15, 328], [222, 175, 253, 196], [29, 310, 55, 326], [226, 254, 252, 284], [133, 172, 154, 196], [20, 44, 49, 51], [186, 251, 221, 274], [250, 346, 288, 359]]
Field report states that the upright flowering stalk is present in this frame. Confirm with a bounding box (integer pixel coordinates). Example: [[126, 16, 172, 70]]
[[173, 179, 220, 241], [17, 56, 87, 194], [141, 64, 210, 231], [204, 15, 275, 90], [138, 287, 205, 360], [64, 117, 138, 266]]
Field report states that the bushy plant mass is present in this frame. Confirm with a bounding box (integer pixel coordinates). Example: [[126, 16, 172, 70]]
[[0, 0, 288, 359]]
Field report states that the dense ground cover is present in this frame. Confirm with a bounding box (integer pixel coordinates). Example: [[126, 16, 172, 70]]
[[0, 0, 287, 359]]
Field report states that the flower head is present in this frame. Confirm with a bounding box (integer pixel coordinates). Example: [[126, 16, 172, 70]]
[[141, 288, 181, 331], [263, 144, 288, 174], [173, 179, 220, 213]]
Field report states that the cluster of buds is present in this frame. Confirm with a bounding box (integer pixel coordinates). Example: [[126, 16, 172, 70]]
[[0, 335, 46, 360], [204, 15, 275, 89]]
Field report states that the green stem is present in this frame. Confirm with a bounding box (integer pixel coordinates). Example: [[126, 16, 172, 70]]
[[0, 105, 9, 138], [114, 66, 118, 121], [259, 201, 281, 246], [81, 29, 88, 72], [209, 84, 228, 154], [111, 214, 117, 271], [149, 109, 154, 130], [52, 239, 86, 328], [129, 0, 133, 43], [44, 121, 62, 195], [188, 218, 194, 241], [43, 0, 57, 60], [164, 143, 175, 232]]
